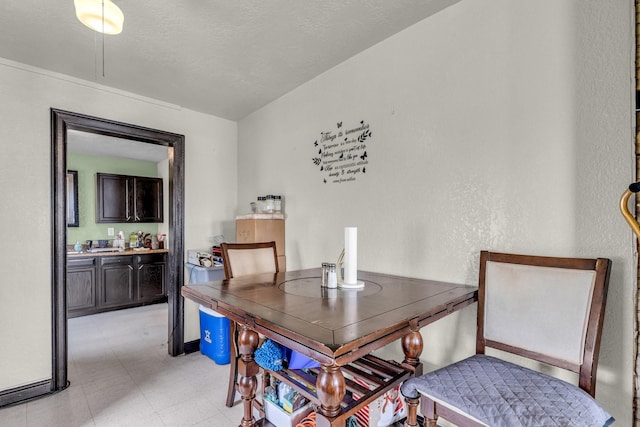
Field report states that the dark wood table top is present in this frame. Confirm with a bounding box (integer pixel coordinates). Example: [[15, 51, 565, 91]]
[[182, 268, 477, 365]]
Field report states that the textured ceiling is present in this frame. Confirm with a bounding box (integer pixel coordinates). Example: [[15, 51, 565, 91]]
[[0, 0, 459, 121]]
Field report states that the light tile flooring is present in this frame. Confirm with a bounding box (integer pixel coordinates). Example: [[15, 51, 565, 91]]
[[0, 304, 244, 427]]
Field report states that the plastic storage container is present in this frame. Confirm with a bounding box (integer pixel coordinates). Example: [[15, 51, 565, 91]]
[[264, 399, 313, 427], [199, 305, 230, 365]]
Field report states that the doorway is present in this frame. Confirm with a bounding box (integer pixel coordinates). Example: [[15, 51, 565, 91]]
[[51, 109, 185, 392]]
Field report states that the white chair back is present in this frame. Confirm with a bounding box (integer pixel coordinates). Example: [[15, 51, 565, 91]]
[[484, 260, 596, 365]]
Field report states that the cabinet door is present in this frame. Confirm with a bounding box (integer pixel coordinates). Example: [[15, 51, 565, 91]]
[[134, 177, 163, 223], [96, 173, 131, 223], [67, 257, 97, 317], [135, 254, 166, 302], [100, 256, 135, 307]]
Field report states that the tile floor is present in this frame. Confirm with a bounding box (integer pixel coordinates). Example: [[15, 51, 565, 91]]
[[0, 304, 245, 427], [0, 304, 414, 427]]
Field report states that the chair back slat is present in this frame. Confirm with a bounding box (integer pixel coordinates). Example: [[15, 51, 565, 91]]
[[220, 241, 279, 279]]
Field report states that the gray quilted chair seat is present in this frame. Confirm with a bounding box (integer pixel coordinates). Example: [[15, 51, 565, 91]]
[[401, 354, 614, 427]]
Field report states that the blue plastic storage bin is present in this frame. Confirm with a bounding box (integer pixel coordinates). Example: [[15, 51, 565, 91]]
[[199, 305, 230, 365]]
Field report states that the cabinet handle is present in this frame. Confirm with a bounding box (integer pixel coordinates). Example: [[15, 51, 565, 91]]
[[125, 182, 130, 221], [128, 265, 133, 270], [135, 215, 141, 221], [138, 265, 144, 270]]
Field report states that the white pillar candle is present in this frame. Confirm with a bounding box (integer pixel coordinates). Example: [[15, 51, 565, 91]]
[[344, 227, 358, 285]]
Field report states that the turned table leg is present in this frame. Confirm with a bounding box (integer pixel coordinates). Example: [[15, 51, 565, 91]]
[[237, 325, 260, 427], [401, 329, 423, 376], [315, 363, 346, 427]]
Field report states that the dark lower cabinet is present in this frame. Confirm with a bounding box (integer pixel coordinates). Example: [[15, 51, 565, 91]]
[[67, 252, 167, 317], [136, 254, 166, 302], [101, 256, 135, 308], [67, 257, 98, 317]]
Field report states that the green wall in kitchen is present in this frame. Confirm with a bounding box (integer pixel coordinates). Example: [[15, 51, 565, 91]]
[[67, 152, 163, 245]]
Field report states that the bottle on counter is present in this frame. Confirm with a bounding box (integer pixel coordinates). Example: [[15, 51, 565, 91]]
[[117, 231, 125, 250], [129, 232, 138, 248]]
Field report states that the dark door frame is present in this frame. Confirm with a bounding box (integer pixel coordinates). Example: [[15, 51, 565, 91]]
[[51, 109, 185, 392]]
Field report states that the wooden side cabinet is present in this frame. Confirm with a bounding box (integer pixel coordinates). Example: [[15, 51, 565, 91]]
[[96, 173, 163, 223], [236, 216, 286, 271], [67, 257, 98, 318]]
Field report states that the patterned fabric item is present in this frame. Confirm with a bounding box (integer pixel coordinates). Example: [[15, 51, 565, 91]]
[[254, 339, 284, 371], [352, 377, 406, 426], [400, 355, 614, 427]]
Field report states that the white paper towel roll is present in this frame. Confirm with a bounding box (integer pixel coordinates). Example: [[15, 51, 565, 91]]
[[344, 227, 357, 285]]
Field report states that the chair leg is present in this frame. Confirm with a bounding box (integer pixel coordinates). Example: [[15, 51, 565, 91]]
[[226, 321, 239, 407], [421, 396, 438, 427], [425, 418, 437, 427], [404, 396, 419, 427]]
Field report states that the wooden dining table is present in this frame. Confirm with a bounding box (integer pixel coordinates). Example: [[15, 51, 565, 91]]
[[181, 268, 477, 427]]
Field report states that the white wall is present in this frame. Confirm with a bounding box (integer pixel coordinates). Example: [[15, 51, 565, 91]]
[[0, 58, 237, 390], [238, 0, 634, 423]]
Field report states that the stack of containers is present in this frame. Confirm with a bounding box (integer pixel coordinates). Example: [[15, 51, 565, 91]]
[[253, 194, 284, 213]]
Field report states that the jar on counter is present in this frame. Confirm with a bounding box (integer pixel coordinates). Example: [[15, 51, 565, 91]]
[[256, 196, 266, 213], [274, 195, 282, 212], [264, 195, 275, 213], [129, 233, 138, 248]]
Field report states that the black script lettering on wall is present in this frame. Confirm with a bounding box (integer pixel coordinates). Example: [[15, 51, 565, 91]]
[[311, 120, 372, 184]]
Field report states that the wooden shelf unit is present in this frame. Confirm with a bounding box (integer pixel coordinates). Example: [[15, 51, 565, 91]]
[[265, 354, 411, 423]]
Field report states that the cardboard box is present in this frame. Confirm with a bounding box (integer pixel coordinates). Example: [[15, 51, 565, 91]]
[[264, 399, 313, 427]]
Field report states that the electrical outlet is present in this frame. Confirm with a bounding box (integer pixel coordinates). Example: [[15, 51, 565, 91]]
[[107, 228, 114, 236]]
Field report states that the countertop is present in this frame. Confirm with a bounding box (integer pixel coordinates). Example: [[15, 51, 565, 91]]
[[67, 248, 169, 258], [235, 213, 286, 220]]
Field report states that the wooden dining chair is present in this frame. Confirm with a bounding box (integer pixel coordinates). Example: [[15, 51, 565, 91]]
[[401, 251, 613, 427], [220, 241, 279, 408]]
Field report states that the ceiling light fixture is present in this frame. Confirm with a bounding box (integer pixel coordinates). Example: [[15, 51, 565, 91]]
[[74, 0, 124, 35]]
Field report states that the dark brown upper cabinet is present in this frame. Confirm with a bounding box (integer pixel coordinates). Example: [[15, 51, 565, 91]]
[[96, 173, 163, 223]]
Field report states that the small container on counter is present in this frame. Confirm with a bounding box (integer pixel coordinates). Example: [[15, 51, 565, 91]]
[[264, 195, 275, 213], [256, 196, 266, 213]]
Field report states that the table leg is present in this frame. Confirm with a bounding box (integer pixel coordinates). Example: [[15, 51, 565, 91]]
[[315, 363, 346, 427], [401, 330, 423, 376], [237, 325, 260, 427]]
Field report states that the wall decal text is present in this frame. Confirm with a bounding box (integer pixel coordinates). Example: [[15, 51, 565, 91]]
[[311, 120, 372, 184]]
